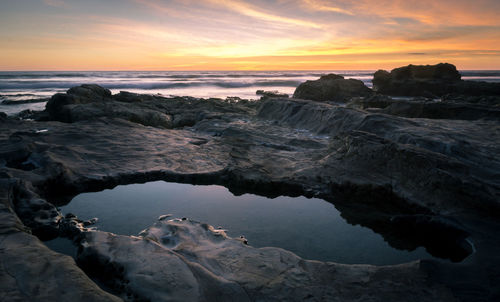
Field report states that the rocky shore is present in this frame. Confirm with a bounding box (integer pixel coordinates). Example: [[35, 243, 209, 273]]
[[1, 63, 499, 301]]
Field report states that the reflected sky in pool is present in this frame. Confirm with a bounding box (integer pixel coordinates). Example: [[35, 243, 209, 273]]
[[60, 181, 434, 265]]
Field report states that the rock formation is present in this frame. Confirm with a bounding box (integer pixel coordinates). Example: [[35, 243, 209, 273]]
[[347, 94, 500, 120], [71, 218, 456, 302], [256, 90, 289, 98], [373, 63, 500, 97], [1, 97, 49, 105], [293, 74, 372, 102]]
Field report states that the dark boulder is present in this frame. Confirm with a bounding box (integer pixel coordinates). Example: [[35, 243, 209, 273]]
[[373, 63, 500, 97], [46, 84, 113, 120], [391, 63, 460, 81], [44, 84, 172, 128], [67, 84, 112, 99], [293, 74, 372, 102], [372, 70, 391, 92], [372, 63, 460, 96]]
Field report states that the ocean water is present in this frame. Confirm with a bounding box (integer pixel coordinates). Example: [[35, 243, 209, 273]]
[[1, 70, 499, 115], [57, 181, 437, 265]]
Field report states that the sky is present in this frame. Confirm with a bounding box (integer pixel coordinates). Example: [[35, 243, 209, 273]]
[[0, 0, 499, 70]]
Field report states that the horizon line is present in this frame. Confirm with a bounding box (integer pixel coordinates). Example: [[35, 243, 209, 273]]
[[1, 68, 500, 72]]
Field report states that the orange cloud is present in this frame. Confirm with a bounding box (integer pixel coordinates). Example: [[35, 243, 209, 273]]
[[301, 0, 354, 15], [0, 0, 499, 70], [343, 0, 500, 26]]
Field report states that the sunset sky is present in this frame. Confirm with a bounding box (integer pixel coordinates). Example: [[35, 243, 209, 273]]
[[1, 0, 499, 70]]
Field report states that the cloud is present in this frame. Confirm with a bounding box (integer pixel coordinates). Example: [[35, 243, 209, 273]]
[[342, 0, 500, 26], [42, 0, 67, 7], [2, 0, 500, 69], [300, 0, 354, 15], [206, 0, 323, 28]]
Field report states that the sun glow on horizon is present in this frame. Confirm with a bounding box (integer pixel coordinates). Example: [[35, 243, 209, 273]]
[[1, 0, 499, 70]]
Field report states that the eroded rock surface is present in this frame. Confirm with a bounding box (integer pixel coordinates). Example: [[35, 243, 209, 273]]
[[0, 179, 120, 302], [1, 81, 499, 301], [72, 218, 457, 302], [43, 84, 254, 128], [347, 95, 500, 120]]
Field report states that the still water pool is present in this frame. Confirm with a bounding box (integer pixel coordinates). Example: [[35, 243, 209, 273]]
[[55, 181, 434, 265]]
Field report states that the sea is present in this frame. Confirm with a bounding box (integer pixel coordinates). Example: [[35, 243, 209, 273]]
[[1, 70, 499, 115]]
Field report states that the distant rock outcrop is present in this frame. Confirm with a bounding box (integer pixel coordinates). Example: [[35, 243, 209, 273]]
[[256, 90, 289, 98], [373, 63, 500, 96], [1, 98, 49, 105], [293, 74, 372, 102]]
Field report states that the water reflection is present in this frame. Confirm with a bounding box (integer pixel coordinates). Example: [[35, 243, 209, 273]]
[[60, 181, 434, 265]]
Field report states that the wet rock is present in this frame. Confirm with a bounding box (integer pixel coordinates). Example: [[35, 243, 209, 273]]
[[76, 219, 456, 302], [1, 97, 49, 105], [347, 96, 500, 120], [0, 179, 120, 301], [83, 217, 98, 226], [256, 97, 500, 213], [13, 187, 62, 240], [0, 231, 121, 301], [59, 214, 98, 239], [293, 74, 372, 102], [65, 102, 174, 128]]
